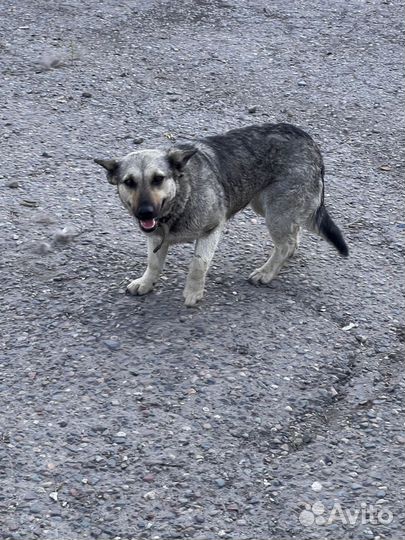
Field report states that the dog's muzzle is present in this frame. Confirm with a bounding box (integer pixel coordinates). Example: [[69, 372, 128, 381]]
[[136, 203, 159, 233]]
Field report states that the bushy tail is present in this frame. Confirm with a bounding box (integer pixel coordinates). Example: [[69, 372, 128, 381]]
[[313, 204, 349, 257]]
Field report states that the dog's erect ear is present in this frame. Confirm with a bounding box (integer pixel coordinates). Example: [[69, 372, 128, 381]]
[[94, 158, 119, 185], [167, 146, 197, 171]]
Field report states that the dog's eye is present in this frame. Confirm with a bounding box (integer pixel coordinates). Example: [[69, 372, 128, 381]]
[[151, 174, 165, 187], [124, 177, 137, 188]]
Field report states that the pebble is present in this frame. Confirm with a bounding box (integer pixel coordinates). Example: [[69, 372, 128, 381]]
[[351, 483, 363, 490], [115, 431, 127, 438], [29, 504, 42, 514], [364, 442, 376, 449], [215, 478, 226, 488], [32, 241, 52, 255], [5, 180, 19, 188], [103, 339, 121, 351], [5, 521, 19, 532], [35, 213, 56, 224], [23, 491, 38, 501], [39, 54, 63, 69], [53, 226, 78, 244], [143, 474, 155, 483]]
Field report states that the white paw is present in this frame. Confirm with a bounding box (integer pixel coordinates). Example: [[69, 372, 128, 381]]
[[248, 268, 275, 285], [183, 288, 204, 307], [126, 277, 154, 296]]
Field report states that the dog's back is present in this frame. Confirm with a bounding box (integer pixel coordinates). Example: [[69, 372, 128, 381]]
[[199, 123, 323, 217]]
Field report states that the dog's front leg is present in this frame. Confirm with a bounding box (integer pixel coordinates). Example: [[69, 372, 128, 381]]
[[183, 225, 223, 306], [127, 236, 168, 296]]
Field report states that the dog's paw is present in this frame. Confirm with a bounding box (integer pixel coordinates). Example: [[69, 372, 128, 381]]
[[248, 268, 275, 285], [126, 277, 154, 296], [183, 288, 204, 307]]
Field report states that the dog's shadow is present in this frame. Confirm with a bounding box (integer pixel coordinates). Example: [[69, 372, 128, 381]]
[[75, 219, 335, 342], [104, 251, 317, 334]]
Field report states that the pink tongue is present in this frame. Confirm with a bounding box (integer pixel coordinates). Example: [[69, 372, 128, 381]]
[[140, 218, 156, 230]]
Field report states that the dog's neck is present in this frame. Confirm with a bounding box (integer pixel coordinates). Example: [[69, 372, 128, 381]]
[[150, 177, 191, 253], [159, 173, 191, 229]]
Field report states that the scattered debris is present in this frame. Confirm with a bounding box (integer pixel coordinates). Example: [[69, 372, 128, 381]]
[[49, 491, 58, 502], [20, 199, 39, 208], [342, 322, 356, 331], [53, 225, 80, 245]]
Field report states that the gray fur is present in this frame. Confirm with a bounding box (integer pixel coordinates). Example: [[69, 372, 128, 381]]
[[95, 123, 348, 305]]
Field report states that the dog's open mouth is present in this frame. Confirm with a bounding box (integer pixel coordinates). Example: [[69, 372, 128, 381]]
[[139, 218, 158, 233]]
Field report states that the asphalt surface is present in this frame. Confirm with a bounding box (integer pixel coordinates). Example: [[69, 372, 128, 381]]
[[0, 1, 404, 539]]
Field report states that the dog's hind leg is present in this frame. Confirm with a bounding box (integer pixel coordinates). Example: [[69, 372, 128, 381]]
[[249, 221, 301, 285], [249, 166, 323, 286], [249, 185, 309, 285], [184, 224, 224, 306]]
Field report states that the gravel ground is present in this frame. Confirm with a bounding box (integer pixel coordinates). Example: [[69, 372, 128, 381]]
[[1, 1, 404, 539]]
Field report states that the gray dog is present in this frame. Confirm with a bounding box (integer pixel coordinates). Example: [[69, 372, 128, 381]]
[[95, 123, 348, 306]]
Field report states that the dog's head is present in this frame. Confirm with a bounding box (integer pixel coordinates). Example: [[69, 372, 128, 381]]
[[95, 146, 196, 233]]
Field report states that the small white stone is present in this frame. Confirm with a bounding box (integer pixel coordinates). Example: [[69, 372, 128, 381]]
[[342, 322, 356, 331], [311, 481, 323, 492]]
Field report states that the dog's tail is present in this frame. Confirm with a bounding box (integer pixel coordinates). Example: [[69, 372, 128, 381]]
[[312, 204, 349, 257]]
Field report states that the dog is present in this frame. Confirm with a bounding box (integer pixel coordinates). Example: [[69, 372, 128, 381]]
[[95, 123, 348, 306]]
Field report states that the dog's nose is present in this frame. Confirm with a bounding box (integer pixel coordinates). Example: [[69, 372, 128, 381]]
[[136, 203, 155, 220]]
